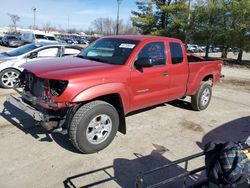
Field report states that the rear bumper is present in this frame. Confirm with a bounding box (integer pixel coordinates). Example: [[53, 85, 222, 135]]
[[6, 95, 45, 122]]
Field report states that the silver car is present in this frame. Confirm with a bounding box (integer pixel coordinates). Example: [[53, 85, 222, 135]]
[[2, 35, 24, 47], [0, 42, 82, 88]]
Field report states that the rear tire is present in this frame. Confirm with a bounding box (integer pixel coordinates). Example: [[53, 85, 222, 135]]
[[69, 100, 119, 154], [0, 69, 20, 88], [191, 82, 212, 111]]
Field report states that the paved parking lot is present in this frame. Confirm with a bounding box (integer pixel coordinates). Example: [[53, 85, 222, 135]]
[[0, 45, 250, 187]]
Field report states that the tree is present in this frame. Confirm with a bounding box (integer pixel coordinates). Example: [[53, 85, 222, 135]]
[[7, 13, 20, 33], [91, 18, 115, 35], [191, 0, 250, 59], [131, 0, 156, 34], [43, 22, 52, 33], [90, 18, 138, 35], [156, 0, 189, 40], [68, 28, 79, 34], [225, 0, 250, 62], [191, 0, 225, 57], [131, 0, 189, 40], [131, 0, 250, 60]]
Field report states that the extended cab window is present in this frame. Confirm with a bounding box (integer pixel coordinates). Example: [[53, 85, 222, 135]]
[[137, 42, 166, 66], [170, 42, 183, 64]]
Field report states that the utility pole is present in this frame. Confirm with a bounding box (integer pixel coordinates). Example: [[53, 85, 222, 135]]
[[116, 0, 123, 35], [68, 15, 69, 33], [185, 0, 191, 45], [32, 7, 36, 29]]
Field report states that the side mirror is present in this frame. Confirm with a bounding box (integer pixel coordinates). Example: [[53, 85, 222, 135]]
[[27, 52, 37, 59], [134, 58, 153, 69]]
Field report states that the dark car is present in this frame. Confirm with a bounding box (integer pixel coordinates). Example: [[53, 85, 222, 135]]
[[2, 35, 24, 47], [0, 36, 3, 45]]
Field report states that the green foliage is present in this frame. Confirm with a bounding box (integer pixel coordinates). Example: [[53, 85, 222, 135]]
[[225, 0, 250, 51], [131, 1, 157, 34], [131, 0, 250, 57], [131, 0, 189, 40], [191, 0, 250, 60]]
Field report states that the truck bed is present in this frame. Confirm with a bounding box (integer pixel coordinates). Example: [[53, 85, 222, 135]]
[[186, 55, 223, 96]]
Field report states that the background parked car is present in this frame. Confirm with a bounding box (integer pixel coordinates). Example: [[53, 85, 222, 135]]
[[45, 35, 58, 42], [2, 35, 24, 47], [0, 42, 82, 88], [0, 35, 3, 45], [208, 45, 220, 53], [21, 31, 57, 43], [187, 44, 204, 53]]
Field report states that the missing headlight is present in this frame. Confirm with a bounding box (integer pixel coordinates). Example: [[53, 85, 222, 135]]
[[49, 80, 68, 97]]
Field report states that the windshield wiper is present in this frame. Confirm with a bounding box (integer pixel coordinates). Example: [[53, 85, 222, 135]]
[[76, 54, 86, 59], [85, 57, 107, 63], [76, 55, 105, 62], [76, 55, 114, 64]]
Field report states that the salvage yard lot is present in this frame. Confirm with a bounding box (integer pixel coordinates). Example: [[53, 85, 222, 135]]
[[0, 46, 250, 188]]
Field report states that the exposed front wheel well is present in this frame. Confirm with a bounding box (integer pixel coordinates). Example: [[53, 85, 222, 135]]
[[66, 93, 126, 134], [95, 93, 126, 134]]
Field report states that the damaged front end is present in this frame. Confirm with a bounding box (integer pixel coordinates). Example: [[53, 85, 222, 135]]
[[18, 70, 69, 108], [7, 70, 74, 131]]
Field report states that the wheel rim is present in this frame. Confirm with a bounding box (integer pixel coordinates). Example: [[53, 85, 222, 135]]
[[1, 71, 19, 88], [201, 88, 210, 106], [86, 114, 112, 145]]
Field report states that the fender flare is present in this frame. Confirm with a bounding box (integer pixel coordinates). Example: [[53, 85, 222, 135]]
[[72, 82, 130, 113]]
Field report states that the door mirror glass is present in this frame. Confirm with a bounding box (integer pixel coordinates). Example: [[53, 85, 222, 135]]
[[27, 52, 37, 59], [134, 57, 153, 69]]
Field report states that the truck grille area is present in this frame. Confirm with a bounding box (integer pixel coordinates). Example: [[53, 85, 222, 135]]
[[20, 71, 48, 98]]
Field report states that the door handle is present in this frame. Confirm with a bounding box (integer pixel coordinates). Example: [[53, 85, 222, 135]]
[[162, 72, 170, 76]]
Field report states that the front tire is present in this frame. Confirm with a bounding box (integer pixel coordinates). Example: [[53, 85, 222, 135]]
[[0, 69, 20, 88], [69, 100, 119, 154], [191, 82, 212, 111]]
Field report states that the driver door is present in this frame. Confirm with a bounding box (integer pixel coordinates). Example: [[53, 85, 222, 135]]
[[129, 41, 170, 111]]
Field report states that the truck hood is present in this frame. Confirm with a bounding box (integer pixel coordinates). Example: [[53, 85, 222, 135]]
[[22, 56, 118, 80]]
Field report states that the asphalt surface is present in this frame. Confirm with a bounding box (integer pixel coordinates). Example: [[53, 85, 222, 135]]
[[0, 45, 250, 188]]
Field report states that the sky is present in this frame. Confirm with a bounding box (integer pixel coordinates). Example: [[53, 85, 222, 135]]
[[0, 0, 137, 30]]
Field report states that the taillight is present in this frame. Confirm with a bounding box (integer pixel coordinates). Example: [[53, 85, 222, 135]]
[[49, 80, 68, 97]]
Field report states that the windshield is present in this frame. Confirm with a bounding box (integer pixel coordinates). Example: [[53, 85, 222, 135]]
[[8, 36, 18, 40], [6, 43, 42, 57], [47, 36, 56, 41], [35, 34, 47, 40], [78, 38, 139, 65]]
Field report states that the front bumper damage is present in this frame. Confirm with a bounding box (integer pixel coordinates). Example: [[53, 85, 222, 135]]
[[6, 94, 68, 131], [7, 95, 45, 122], [7, 71, 72, 132]]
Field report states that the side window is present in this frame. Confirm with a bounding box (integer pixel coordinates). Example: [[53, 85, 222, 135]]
[[37, 47, 59, 58], [64, 47, 81, 56], [137, 42, 166, 66], [170, 42, 183, 64]]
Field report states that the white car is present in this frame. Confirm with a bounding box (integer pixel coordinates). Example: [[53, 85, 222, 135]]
[[0, 42, 82, 88]]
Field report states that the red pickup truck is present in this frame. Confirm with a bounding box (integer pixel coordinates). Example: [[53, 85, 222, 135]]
[[8, 35, 223, 153]]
